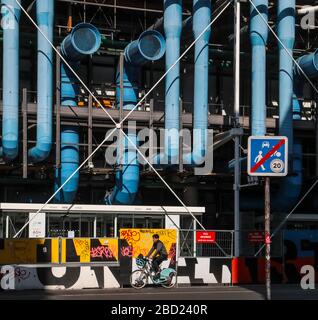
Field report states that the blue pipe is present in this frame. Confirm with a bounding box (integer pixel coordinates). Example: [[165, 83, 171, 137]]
[[184, 0, 211, 165], [278, 0, 295, 147], [242, 0, 301, 212], [274, 0, 302, 210], [106, 30, 166, 205], [293, 49, 318, 120], [28, 0, 54, 162], [0, 0, 21, 160], [54, 23, 101, 203], [163, 0, 182, 164], [250, 0, 268, 136]]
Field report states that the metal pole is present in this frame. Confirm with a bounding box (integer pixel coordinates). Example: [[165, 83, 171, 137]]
[[233, 0, 241, 257], [22, 88, 28, 179], [265, 176, 271, 300], [149, 98, 154, 172], [193, 219, 197, 258], [93, 215, 97, 238], [315, 80, 318, 177], [118, 53, 124, 168], [5, 215, 9, 238], [55, 47, 61, 169], [179, 98, 183, 173], [114, 215, 118, 237], [88, 94, 93, 166]]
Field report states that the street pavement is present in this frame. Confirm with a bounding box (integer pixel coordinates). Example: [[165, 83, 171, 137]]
[[0, 284, 317, 300]]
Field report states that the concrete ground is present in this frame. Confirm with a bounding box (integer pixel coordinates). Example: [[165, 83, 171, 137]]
[[0, 284, 317, 300]]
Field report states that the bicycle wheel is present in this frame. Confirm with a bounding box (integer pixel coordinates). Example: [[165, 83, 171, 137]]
[[130, 270, 148, 289], [161, 271, 177, 289]]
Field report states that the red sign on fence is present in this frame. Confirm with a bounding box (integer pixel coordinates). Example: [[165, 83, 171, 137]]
[[248, 231, 264, 243], [196, 231, 216, 244]]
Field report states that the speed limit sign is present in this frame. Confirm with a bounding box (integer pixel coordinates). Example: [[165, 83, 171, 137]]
[[270, 159, 284, 173]]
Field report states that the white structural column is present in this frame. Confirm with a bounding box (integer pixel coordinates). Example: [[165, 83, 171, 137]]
[[233, 0, 241, 257]]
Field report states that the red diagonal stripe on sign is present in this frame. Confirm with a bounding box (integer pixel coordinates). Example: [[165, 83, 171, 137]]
[[251, 139, 286, 173]]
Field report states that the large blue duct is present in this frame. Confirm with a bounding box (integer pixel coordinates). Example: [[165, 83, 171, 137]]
[[106, 30, 166, 205], [163, 0, 182, 164], [54, 23, 101, 203], [183, 0, 211, 165], [273, 0, 303, 210], [293, 49, 318, 120], [242, 0, 301, 212], [28, 0, 54, 163], [250, 0, 268, 136], [278, 0, 295, 147], [0, 0, 21, 161]]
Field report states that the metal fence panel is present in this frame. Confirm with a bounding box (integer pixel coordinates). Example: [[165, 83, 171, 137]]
[[179, 229, 234, 258]]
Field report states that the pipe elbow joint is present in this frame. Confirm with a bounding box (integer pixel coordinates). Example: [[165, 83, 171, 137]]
[[28, 143, 52, 163], [2, 145, 18, 161], [294, 49, 318, 79], [61, 23, 101, 61], [124, 30, 166, 66], [2, 136, 18, 161]]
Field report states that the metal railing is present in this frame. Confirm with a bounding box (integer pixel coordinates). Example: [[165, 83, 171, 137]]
[[178, 229, 234, 258]]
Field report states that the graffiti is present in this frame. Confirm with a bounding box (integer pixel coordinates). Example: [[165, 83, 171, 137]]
[[73, 239, 90, 262], [121, 246, 133, 257], [168, 243, 176, 267], [120, 230, 141, 246], [120, 229, 177, 259], [14, 267, 31, 282], [90, 246, 114, 259]]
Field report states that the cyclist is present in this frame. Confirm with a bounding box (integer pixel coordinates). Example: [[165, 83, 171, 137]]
[[145, 234, 168, 279]]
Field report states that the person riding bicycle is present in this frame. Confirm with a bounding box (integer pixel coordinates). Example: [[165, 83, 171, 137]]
[[145, 234, 168, 279]]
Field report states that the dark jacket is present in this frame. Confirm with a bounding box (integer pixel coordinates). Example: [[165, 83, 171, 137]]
[[147, 240, 168, 257]]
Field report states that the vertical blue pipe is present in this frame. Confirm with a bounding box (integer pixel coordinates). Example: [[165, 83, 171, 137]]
[[54, 23, 101, 203], [272, 0, 302, 210], [250, 0, 268, 136], [0, 0, 21, 160], [278, 0, 295, 147], [186, 0, 211, 165], [28, 0, 54, 162], [163, 0, 182, 163], [242, 0, 301, 212], [106, 30, 166, 205]]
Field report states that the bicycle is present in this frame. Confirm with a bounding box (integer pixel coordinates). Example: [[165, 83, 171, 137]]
[[130, 256, 177, 289]]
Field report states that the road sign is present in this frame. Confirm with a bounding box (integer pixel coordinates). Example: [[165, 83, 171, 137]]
[[196, 231, 216, 244], [247, 136, 288, 177]]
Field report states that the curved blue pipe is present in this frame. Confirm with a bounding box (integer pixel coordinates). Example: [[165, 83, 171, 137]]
[[163, 0, 182, 164], [250, 0, 268, 136], [54, 23, 101, 203], [106, 30, 166, 205], [0, 0, 21, 161], [293, 49, 318, 120], [183, 0, 211, 165], [28, 0, 54, 163]]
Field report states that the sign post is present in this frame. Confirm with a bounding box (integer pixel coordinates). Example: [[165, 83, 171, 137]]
[[248, 136, 288, 300], [264, 176, 271, 300]]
